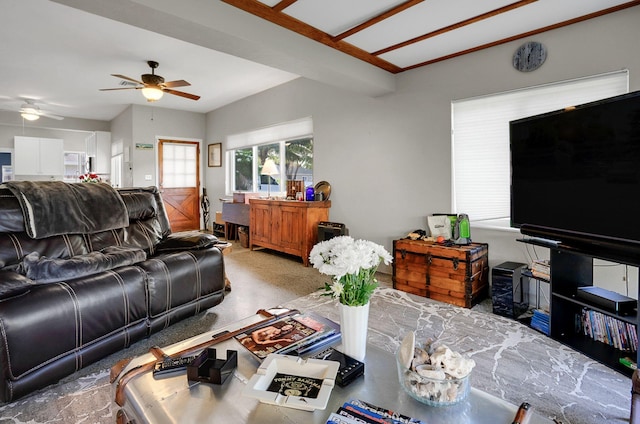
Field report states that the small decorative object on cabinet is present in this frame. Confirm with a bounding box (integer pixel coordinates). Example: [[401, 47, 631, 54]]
[[392, 239, 489, 308], [517, 237, 639, 376]]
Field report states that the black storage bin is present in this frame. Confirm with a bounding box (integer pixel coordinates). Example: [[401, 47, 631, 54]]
[[492, 261, 529, 318]]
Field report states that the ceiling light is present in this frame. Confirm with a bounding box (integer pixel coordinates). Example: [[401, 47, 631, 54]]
[[141, 86, 164, 102], [21, 107, 40, 121]]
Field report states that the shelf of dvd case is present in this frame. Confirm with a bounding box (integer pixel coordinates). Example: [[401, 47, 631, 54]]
[[518, 237, 640, 377], [578, 307, 638, 352]]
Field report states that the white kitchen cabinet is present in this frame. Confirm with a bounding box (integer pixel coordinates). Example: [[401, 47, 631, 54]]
[[14, 136, 64, 177]]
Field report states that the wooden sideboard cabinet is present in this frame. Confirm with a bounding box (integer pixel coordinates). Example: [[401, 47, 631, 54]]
[[249, 199, 331, 266]]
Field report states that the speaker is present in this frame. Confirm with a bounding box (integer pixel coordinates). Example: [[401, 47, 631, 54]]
[[491, 261, 529, 318], [317, 222, 348, 241]]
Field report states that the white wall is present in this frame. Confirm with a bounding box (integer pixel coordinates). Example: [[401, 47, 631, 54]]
[[205, 8, 640, 306], [0, 113, 109, 152], [111, 104, 207, 188]]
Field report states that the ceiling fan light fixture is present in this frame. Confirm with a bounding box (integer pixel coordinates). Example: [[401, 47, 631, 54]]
[[141, 86, 163, 102], [21, 107, 40, 121]]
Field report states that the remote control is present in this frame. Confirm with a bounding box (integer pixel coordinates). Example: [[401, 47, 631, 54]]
[[153, 356, 196, 378]]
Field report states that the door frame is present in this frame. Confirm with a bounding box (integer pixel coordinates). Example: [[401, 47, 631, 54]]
[[155, 136, 204, 227]]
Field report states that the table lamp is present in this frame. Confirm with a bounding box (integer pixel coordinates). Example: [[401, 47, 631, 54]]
[[260, 158, 279, 199]]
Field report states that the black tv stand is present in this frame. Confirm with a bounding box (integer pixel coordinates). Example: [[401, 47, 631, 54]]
[[518, 238, 639, 376]]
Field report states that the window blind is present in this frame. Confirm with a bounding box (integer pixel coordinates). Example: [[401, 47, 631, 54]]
[[451, 70, 629, 222], [226, 117, 313, 150]]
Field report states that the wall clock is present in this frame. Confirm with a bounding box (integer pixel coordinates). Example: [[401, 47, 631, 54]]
[[512, 41, 547, 72]]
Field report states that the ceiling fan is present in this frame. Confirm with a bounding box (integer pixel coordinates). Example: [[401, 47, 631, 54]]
[[100, 60, 200, 102], [1, 100, 65, 121]]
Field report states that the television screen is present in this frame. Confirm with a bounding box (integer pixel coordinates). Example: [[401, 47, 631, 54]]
[[510, 90, 640, 247]]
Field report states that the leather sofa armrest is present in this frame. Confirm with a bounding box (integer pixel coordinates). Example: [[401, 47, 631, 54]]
[[155, 231, 219, 252], [17, 246, 147, 284], [0, 271, 34, 300]]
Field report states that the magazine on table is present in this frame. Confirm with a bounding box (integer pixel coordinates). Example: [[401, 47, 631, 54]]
[[234, 312, 340, 360], [290, 312, 341, 356]]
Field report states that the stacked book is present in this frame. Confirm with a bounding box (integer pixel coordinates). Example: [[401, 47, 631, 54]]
[[580, 308, 638, 352], [530, 309, 550, 335], [234, 311, 341, 360], [530, 259, 550, 280], [326, 399, 423, 424]]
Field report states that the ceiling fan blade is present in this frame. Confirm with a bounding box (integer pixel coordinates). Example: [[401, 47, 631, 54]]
[[39, 111, 64, 120], [163, 88, 200, 101], [163, 79, 191, 88], [111, 74, 144, 85], [99, 87, 139, 91]]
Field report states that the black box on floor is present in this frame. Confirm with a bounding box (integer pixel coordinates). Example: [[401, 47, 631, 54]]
[[492, 261, 529, 318], [318, 222, 348, 241]]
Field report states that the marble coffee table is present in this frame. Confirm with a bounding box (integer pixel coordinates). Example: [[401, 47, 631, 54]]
[[115, 307, 552, 423]]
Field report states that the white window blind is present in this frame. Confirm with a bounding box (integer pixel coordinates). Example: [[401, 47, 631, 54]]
[[226, 117, 313, 150], [451, 70, 629, 222]]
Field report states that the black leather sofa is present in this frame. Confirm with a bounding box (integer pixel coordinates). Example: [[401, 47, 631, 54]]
[[0, 183, 225, 403]]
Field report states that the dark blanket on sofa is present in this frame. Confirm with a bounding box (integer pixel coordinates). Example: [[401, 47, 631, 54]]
[[5, 181, 128, 239]]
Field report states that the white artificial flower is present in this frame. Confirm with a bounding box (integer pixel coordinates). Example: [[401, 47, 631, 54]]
[[309, 236, 393, 306], [329, 281, 344, 298]]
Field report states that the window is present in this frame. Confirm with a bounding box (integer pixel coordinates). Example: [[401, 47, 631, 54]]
[[162, 142, 198, 188], [63, 151, 86, 183], [226, 118, 314, 195], [451, 70, 628, 223]]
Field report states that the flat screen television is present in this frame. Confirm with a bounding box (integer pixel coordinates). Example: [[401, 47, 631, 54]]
[[510, 90, 640, 250]]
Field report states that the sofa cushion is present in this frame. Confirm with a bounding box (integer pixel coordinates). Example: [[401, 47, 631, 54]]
[[0, 188, 25, 233], [0, 233, 89, 270], [120, 191, 157, 221], [155, 231, 218, 252], [0, 271, 34, 300], [18, 246, 147, 283]]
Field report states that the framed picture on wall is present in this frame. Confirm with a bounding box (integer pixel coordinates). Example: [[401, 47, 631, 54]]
[[208, 143, 222, 167]]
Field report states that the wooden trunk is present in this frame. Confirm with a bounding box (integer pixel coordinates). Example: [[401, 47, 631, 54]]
[[392, 239, 489, 308]]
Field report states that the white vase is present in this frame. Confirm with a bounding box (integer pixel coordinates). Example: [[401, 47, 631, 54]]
[[339, 302, 370, 361]]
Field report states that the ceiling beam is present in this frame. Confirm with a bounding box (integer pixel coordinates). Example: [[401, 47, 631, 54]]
[[272, 0, 297, 13], [373, 0, 537, 56], [333, 0, 425, 42], [222, 0, 403, 73], [402, 0, 640, 71]]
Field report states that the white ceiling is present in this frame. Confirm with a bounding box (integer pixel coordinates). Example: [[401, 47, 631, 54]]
[[0, 0, 299, 121], [0, 0, 637, 123]]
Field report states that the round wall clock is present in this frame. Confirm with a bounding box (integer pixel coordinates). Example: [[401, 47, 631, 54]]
[[512, 41, 547, 72]]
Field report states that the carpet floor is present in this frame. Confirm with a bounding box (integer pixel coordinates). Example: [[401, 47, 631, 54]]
[[0, 242, 631, 423]]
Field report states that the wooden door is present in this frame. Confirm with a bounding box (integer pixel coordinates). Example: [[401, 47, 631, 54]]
[[158, 140, 200, 232]]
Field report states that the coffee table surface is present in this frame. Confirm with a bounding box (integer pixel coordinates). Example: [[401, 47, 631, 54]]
[[117, 313, 553, 423]]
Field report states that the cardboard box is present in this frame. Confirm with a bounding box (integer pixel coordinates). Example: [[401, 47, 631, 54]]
[[233, 192, 260, 204], [215, 211, 224, 225]]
